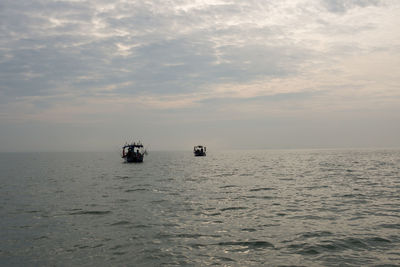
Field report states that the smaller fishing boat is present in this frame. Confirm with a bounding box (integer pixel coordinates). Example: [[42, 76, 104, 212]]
[[194, 145, 206, 156], [122, 142, 146, 163]]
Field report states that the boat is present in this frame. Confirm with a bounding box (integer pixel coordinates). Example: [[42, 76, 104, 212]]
[[193, 145, 206, 156], [122, 142, 146, 163]]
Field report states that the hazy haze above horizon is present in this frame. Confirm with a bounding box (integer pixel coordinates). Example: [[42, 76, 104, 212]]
[[1, 0, 399, 152]]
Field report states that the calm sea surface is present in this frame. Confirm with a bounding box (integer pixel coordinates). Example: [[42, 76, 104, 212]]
[[1, 149, 400, 266]]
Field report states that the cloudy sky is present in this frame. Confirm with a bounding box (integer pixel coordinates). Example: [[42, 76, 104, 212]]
[[1, 0, 399, 151]]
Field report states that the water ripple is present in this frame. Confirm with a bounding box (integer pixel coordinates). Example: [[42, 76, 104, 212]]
[[220, 207, 247, 212], [69, 210, 111, 215], [217, 241, 274, 249]]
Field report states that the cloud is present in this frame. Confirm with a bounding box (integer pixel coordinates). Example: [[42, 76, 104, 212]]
[[0, 0, 399, 150], [321, 0, 380, 13]]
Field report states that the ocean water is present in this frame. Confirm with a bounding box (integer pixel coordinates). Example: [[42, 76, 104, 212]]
[[1, 149, 400, 266]]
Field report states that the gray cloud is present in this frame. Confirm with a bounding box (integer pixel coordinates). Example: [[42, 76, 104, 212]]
[[1, 0, 314, 100], [321, 0, 380, 13]]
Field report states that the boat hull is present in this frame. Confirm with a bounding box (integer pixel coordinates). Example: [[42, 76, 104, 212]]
[[124, 154, 144, 163], [194, 151, 206, 157]]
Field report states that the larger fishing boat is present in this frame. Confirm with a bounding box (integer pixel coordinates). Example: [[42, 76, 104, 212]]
[[193, 145, 206, 156], [122, 142, 146, 163]]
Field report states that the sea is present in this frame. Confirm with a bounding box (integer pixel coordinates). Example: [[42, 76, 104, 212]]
[[1, 149, 400, 266]]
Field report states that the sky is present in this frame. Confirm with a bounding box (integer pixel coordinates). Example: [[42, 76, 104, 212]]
[[1, 0, 400, 152]]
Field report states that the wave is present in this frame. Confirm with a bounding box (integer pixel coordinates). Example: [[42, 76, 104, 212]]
[[299, 231, 333, 239], [379, 223, 400, 229], [220, 207, 247, 212], [288, 236, 392, 255], [110, 220, 131, 226], [219, 185, 238, 189], [69, 210, 111, 215], [125, 188, 149, 192], [217, 241, 274, 249], [249, 187, 275, 192]]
